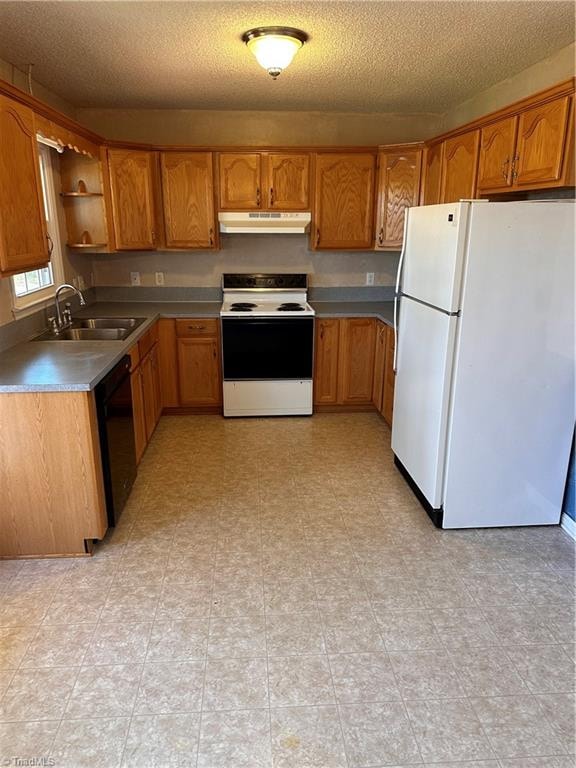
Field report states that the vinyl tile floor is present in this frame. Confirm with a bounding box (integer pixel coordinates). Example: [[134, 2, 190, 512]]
[[0, 413, 575, 768]]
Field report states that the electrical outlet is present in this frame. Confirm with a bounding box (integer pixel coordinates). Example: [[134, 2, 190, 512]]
[[130, 271, 141, 286], [366, 272, 375, 286], [155, 271, 165, 286]]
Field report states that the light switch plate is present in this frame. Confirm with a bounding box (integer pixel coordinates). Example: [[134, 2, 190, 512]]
[[366, 272, 375, 286], [155, 271, 165, 286]]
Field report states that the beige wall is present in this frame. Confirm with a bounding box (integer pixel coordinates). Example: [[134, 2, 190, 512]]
[[77, 108, 441, 145], [91, 235, 399, 289], [0, 57, 77, 118], [440, 42, 575, 132]]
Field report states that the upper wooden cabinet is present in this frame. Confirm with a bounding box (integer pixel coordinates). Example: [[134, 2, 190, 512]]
[[375, 148, 422, 249], [440, 130, 480, 203], [218, 151, 309, 210], [477, 116, 518, 191], [161, 152, 217, 249], [421, 143, 444, 206], [477, 95, 573, 193], [266, 153, 310, 210], [313, 153, 376, 250], [0, 95, 49, 276], [107, 149, 157, 250], [514, 96, 572, 187], [218, 152, 261, 210]]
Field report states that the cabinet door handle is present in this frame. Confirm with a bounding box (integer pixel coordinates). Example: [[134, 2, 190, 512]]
[[46, 233, 54, 257], [320, 326, 324, 340], [187, 325, 206, 330], [502, 157, 510, 181], [270, 187, 274, 206], [256, 187, 261, 206], [213, 344, 217, 359], [209, 227, 214, 247], [511, 155, 519, 181], [377, 228, 384, 246], [315, 228, 320, 247]]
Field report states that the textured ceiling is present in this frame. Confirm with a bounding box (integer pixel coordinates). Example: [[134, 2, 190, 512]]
[[0, 1, 573, 113]]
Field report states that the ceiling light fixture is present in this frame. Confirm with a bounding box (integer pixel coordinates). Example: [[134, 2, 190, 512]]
[[242, 26, 308, 80]]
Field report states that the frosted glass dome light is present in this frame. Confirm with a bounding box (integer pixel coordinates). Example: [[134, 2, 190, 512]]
[[242, 27, 308, 79]]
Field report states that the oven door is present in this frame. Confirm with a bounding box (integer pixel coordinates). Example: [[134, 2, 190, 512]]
[[222, 317, 314, 380]]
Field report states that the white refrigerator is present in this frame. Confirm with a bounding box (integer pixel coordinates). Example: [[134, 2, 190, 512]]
[[391, 200, 575, 528]]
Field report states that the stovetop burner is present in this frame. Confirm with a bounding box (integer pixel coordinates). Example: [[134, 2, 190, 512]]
[[277, 305, 304, 311], [231, 302, 257, 309]]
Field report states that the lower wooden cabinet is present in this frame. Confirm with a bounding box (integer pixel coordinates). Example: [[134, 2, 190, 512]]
[[129, 322, 162, 463], [372, 320, 387, 409], [177, 336, 221, 406], [313, 317, 376, 408], [382, 325, 396, 426]]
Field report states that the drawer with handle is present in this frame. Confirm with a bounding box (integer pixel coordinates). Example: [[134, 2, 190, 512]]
[[175, 318, 219, 337]]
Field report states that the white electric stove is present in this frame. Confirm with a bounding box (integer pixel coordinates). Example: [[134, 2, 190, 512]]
[[220, 274, 315, 417]]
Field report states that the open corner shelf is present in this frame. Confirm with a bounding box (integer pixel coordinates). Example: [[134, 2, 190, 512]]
[[67, 242, 108, 249], [60, 191, 103, 197]]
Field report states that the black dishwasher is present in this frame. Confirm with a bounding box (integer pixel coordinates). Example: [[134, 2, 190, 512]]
[[95, 355, 136, 526]]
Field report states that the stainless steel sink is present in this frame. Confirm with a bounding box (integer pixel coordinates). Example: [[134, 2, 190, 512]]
[[71, 317, 146, 330], [34, 317, 147, 341]]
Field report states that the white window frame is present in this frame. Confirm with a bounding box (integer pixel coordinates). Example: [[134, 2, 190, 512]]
[[10, 144, 66, 315]]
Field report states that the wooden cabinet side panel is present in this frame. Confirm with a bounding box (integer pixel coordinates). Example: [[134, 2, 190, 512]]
[[440, 130, 480, 203], [338, 318, 376, 404], [0, 95, 49, 275], [0, 392, 107, 556], [266, 153, 310, 209], [421, 143, 444, 205], [140, 351, 157, 441], [161, 151, 216, 248], [382, 325, 396, 426], [158, 319, 179, 407], [313, 318, 340, 404], [372, 321, 387, 409], [515, 96, 571, 185], [313, 154, 376, 249], [108, 149, 157, 249], [131, 368, 147, 464]]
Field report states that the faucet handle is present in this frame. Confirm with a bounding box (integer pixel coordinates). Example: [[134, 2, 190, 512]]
[[63, 302, 72, 325], [47, 316, 59, 334]]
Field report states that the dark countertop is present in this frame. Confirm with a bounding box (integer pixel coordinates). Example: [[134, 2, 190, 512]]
[[0, 299, 394, 393]]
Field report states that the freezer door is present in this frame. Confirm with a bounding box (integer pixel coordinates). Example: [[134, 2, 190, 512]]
[[443, 201, 575, 528], [402, 202, 472, 312], [391, 296, 458, 508]]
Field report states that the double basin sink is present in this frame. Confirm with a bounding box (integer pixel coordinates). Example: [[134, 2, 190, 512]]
[[35, 317, 147, 342]]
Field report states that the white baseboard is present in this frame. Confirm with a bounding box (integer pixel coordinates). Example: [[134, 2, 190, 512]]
[[560, 513, 576, 540]]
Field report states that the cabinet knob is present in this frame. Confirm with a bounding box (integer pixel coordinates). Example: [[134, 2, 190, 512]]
[[315, 228, 320, 247], [377, 228, 384, 246]]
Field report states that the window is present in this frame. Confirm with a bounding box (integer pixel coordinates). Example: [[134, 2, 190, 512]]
[[11, 144, 64, 312]]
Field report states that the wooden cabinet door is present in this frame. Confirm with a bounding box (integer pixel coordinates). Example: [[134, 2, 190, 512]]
[[477, 116, 518, 191], [0, 95, 49, 276], [131, 367, 147, 463], [421, 143, 443, 205], [266, 153, 310, 210], [313, 154, 376, 249], [338, 318, 376, 404], [161, 152, 216, 248], [375, 150, 422, 249], [151, 345, 163, 424], [108, 149, 157, 250], [372, 321, 387, 409], [514, 96, 571, 186], [382, 325, 396, 426], [313, 318, 340, 405], [218, 153, 261, 209], [158, 319, 179, 408], [440, 130, 480, 203], [139, 352, 154, 442], [177, 337, 222, 406]]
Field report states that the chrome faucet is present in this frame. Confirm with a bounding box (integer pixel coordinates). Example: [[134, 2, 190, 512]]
[[49, 283, 86, 333]]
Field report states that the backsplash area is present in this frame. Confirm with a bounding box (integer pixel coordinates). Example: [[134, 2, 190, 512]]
[[91, 235, 400, 288]]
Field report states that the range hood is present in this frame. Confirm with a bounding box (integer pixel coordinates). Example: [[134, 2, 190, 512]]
[[218, 211, 311, 234]]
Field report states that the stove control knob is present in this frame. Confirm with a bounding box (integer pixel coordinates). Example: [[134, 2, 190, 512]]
[[247, 277, 256, 287]]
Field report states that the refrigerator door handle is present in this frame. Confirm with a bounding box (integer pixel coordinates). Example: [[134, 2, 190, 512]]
[[394, 210, 409, 296], [393, 295, 399, 373]]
